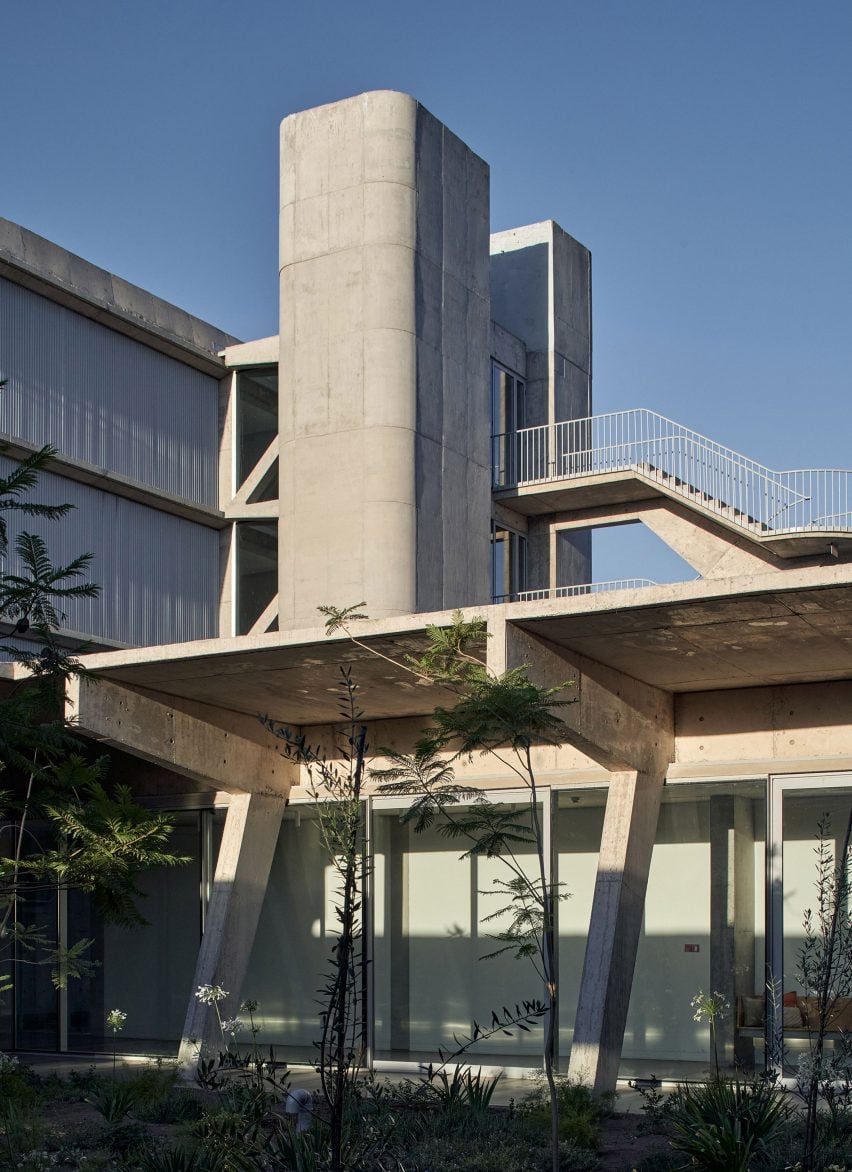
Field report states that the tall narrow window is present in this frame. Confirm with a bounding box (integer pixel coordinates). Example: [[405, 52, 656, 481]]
[[236, 367, 278, 498], [236, 521, 278, 634], [491, 362, 526, 485], [491, 524, 527, 602]]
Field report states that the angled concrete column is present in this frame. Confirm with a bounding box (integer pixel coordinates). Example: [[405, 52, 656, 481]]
[[487, 617, 673, 1091], [568, 768, 664, 1091], [178, 792, 285, 1068]]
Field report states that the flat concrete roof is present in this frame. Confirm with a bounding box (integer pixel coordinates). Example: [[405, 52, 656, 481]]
[[0, 218, 239, 376], [71, 565, 852, 720], [79, 616, 468, 724]]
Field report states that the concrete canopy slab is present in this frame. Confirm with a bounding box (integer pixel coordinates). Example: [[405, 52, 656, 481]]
[[78, 616, 469, 724], [72, 567, 852, 730], [507, 569, 852, 692]]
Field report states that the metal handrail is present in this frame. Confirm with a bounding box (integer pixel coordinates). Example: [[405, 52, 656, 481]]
[[491, 409, 852, 536], [493, 579, 657, 604]]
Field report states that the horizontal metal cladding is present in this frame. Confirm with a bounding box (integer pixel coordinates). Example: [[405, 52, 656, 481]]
[[0, 461, 217, 646], [0, 276, 219, 505]]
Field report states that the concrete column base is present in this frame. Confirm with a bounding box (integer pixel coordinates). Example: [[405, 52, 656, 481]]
[[178, 792, 285, 1071], [567, 769, 664, 1092]]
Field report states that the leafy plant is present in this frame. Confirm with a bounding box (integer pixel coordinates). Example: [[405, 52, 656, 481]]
[[88, 1081, 139, 1123], [0, 436, 190, 1004], [138, 1149, 231, 1172], [667, 1075, 789, 1172], [521, 1076, 613, 1150], [426, 1065, 501, 1113], [365, 609, 574, 1172]]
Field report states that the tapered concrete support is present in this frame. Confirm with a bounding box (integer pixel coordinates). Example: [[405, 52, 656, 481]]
[[486, 617, 673, 1089], [178, 793, 285, 1069], [568, 769, 665, 1091]]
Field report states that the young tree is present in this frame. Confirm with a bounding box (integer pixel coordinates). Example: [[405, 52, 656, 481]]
[[796, 806, 852, 1171], [0, 427, 186, 1005], [324, 605, 574, 1172], [262, 669, 368, 1172]]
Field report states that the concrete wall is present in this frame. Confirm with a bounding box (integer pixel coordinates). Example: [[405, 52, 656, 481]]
[[278, 91, 491, 626], [490, 221, 592, 427]]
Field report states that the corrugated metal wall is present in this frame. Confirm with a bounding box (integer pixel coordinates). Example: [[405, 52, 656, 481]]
[[0, 277, 219, 505], [0, 461, 217, 646]]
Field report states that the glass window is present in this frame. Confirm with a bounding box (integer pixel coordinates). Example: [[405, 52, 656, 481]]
[[236, 521, 278, 634], [243, 810, 343, 1062], [66, 811, 209, 1054], [779, 785, 852, 1075], [372, 801, 544, 1065], [491, 363, 526, 486], [621, 781, 766, 1081], [236, 368, 278, 491], [491, 525, 527, 602], [556, 790, 606, 1068]]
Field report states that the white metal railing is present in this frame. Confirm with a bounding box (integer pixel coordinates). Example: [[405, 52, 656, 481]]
[[493, 579, 657, 604], [491, 409, 852, 535]]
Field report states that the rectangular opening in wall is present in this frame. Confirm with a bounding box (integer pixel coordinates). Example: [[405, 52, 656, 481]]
[[236, 367, 278, 491], [491, 362, 526, 486], [236, 521, 278, 634], [491, 524, 526, 602]]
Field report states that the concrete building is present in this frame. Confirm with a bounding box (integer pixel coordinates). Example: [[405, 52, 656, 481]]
[[2, 91, 851, 1089]]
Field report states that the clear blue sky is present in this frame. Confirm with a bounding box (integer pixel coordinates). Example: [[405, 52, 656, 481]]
[[3, 1, 850, 583]]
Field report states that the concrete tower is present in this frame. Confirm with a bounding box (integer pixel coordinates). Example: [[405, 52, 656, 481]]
[[278, 91, 492, 626]]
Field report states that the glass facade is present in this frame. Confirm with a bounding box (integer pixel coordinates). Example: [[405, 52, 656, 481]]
[[556, 791, 606, 1065], [6, 775, 850, 1076], [621, 781, 766, 1079], [372, 802, 543, 1064], [7, 808, 223, 1055]]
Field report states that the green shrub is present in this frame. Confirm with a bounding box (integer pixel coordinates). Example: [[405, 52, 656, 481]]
[[135, 1092, 205, 1123], [668, 1076, 789, 1172], [101, 1118, 154, 1158], [88, 1081, 140, 1123], [137, 1147, 231, 1172], [521, 1077, 613, 1150]]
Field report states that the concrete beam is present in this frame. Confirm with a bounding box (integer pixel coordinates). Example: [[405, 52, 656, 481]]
[[67, 677, 292, 795], [488, 617, 674, 777], [178, 792, 285, 1068], [568, 768, 664, 1091]]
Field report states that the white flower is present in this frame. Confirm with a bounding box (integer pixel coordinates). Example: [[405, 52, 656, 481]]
[[195, 984, 229, 1004], [220, 1017, 243, 1035], [690, 989, 730, 1023], [106, 1008, 127, 1031]]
